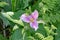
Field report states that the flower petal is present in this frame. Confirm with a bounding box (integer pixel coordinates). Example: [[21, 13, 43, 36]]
[[31, 10, 38, 20], [20, 14, 30, 23], [30, 20, 38, 31]]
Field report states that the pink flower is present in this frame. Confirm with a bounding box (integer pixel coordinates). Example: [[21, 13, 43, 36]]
[[20, 10, 38, 31]]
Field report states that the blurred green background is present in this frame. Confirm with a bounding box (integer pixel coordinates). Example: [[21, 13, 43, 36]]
[[0, 0, 60, 40]]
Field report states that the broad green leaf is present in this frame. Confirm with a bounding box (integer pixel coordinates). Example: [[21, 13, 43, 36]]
[[12, 10, 25, 19], [2, 12, 24, 26], [9, 29, 23, 40], [10, 28, 31, 40]]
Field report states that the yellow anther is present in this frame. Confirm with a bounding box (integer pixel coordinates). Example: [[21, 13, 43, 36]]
[[30, 18, 34, 22]]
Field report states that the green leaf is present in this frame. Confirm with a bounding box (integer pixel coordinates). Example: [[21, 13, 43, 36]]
[[11, 0, 30, 11], [43, 14, 50, 23], [12, 10, 25, 19], [9, 29, 23, 40], [13, 25, 19, 31], [23, 0, 30, 9], [50, 14, 56, 23], [28, 36, 36, 40], [11, 0, 17, 11], [42, 36, 53, 40], [35, 33, 44, 39], [36, 23, 46, 36], [2, 12, 24, 26], [0, 2, 8, 7], [0, 14, 10, 27], [10, 28, 31, 40], [42, 0, 57, 10]]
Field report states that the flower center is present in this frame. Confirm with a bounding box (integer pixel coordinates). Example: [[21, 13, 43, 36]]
[[30, 18, 34, 22]]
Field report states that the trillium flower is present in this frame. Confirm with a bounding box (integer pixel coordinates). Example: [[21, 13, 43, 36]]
[[20, 10, 38, 31]]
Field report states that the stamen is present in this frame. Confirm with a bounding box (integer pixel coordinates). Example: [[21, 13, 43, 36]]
[[30, 18, 34, 22]]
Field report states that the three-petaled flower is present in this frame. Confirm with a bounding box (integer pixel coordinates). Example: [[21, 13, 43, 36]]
[[20, 10, 38, 31]]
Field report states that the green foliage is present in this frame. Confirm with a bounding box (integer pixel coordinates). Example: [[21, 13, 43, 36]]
[[0, 0, 60, 40], [0, 34, 7, 40], [0, 2, 8, 7], [1, 12, 24, 26], [11, 0, 30, 11], [0, 14, 10, 27], [35, 33, 44, 39], [42, 36, 53, 40], [9, 29, 23, 40], [54, 22, 60, 40]]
